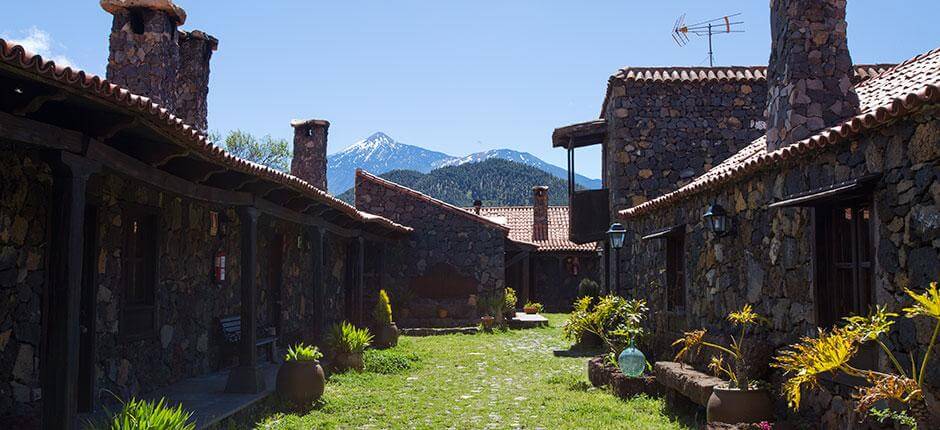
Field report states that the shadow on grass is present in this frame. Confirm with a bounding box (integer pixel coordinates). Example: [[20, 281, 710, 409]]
[[552, 346, 603, 357]]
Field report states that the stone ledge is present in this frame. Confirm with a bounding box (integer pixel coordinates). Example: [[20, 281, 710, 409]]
[[654, 361, 725, 407]]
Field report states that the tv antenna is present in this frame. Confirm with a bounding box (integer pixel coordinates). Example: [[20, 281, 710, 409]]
[[672, 13, 744, 67]]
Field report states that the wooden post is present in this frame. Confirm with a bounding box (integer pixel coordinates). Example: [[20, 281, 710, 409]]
[[521, 252, 531, 306], [309, 226, 324, 340], [225, 206, 265, 393], [43, 151, 97, 430], [356, 237, 365, 325]]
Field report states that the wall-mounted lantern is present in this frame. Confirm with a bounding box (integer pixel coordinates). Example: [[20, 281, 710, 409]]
[[703, 204, 731, 237], [607, 223, 626, 250]]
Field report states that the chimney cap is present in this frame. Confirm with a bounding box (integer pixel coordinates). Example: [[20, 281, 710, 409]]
[[290, 119, 331, 128], [100, 0, 187, 25], [179, 30, 219, 51], [532, 185, 549, 190]]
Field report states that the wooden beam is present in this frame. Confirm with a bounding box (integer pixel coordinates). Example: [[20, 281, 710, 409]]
[[86, 140, 253, 207], [13, 90, 67, 116], [0, 110, 83, 152], [92, 116, 139, 141]]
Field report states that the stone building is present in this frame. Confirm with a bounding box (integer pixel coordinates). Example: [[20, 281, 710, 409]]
[[355, 170, 510, 327], [0, 1, 410, 428], [476, 187, 600, 312], [555, 0, 939, 426]]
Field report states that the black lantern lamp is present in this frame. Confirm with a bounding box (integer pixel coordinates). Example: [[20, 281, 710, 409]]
[[607, 223, 626, 296], [607, 223, 626, 250], [703, 203, 731, 237]]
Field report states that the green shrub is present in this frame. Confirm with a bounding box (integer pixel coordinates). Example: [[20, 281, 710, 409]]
[[374, 289, 393, 325], [585, 295, 648, 355], [562, 296, 594, 343], [284, 343, 323, 362], [504, 287, 517, 311], [88, 397, 194, 430], [326, 321, 373, 354], [363, 349, 421, 374], [577, 278, 599, 299]]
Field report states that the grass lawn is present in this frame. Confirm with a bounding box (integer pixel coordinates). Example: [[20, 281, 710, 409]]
[[257, 314, 695, 429]]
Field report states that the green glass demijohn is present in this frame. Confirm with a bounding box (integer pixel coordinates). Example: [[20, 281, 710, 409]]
[[618, 339, 646, 378]]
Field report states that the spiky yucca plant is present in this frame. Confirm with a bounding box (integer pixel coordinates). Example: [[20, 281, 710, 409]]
[[672, 304, 765, 389], [773, 282, 940, 428], [88, 397, 194, 430]]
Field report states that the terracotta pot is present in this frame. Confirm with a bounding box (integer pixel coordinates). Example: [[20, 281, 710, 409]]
[[481, 316, 495, 330], [374, 322, 399, 349], [275, 360, 325, 406], [706, 386, 774, 425], [437, 309, 448, 319], [523, 306, 538, 314], [333, 352, 364, 372]]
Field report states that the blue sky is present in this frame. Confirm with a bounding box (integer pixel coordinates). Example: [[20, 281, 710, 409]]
[[2, 1, 938, 179]]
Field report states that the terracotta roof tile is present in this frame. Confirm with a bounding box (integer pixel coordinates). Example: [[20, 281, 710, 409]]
[[620, 47, 940, 219], [476, 206, 597, 252], [0, 38, 411, 235], [601, 64, 894, 118], [355, 169, 510, 233]]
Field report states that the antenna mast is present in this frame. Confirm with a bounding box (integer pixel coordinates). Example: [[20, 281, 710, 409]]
[[672, 13, 744, 66]]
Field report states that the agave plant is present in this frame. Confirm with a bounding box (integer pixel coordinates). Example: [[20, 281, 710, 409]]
[[672, 304, 765, 389], [284, 343, 323, 362], [88, 397, 194, 430], [772, 281, 940, 428]]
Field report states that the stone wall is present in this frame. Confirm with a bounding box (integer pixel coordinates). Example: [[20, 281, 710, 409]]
[[106, 8, 180, 111], [0, 151, 50, 420], [176, 31, 216, 131], [604, 78, 768, 213], [621, 107, 940, 426], [356, 177, 505, 327], [532, 252, 599, 312], [0, 151, 351, 421]]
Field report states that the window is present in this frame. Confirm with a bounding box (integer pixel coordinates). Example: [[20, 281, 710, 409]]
[[122, 207, 157, 339], [815, 203, 873, 328], [665, 234, 686, 312]]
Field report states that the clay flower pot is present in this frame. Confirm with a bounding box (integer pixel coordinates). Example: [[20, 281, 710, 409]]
[[333, 352, 365, 372], [706, 385, 774, 425], [374, 322, 399, 349], [481, 315, 495, 330], [437, 308, 449, 319], [275, 360, 325, 407], [523, 305, 538, 314]]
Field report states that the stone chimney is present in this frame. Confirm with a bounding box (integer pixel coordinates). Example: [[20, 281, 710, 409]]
[[473, 200, 483, 215], [532, 186, 549, 241], [176, 30, 218, 131], [102, 0, 186, 110], [765, 0, 860, 152], [290, 119, 330, 190]]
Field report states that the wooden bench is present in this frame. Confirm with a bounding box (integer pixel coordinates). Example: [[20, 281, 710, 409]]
[[220, 316, 277, 363], [654, 361, 725, 407]]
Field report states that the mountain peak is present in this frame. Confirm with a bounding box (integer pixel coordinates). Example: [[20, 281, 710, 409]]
[[342, 131, 397, 152]]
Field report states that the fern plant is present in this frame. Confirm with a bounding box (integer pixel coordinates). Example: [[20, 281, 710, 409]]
[[87, 397, 194, 430], [284, 343, 323, 362], [327, 321, 373, 354], [374, 289, 393, 326]]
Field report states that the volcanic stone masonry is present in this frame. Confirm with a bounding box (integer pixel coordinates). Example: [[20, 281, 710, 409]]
[[291, 119, 330, 191], [355, 173, 505, 327], [765, 0, 860, 151]]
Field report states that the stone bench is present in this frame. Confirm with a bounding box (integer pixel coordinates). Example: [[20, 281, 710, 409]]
[[653, 361, 725, 407]]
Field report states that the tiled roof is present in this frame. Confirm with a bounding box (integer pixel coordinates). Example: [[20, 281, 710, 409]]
[[0, 38, 411, 235], [620, 47, 940, 219], [600, 64, 893, 118], [355, 169, 510, 233], [476, 206, 597, 252]]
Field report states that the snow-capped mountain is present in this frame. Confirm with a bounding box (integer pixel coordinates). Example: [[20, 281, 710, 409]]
[[327, 132, 453, 193], [326, 132, 602, 193]]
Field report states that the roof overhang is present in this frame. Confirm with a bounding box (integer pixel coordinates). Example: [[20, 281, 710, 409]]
[[552, 119, 606, 148]]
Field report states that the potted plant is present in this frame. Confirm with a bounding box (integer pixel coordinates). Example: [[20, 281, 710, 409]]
[[326, 321, 373, 372], [478, 292, 503, 330], [276, 343, 325, 407], [672, 304, 772, 424], [390, 285, 414, 321], [373, 289, 399, 349], [773, 282, 940, 429], [523, 301, 543, 315], [504, 287, 518, 320]]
